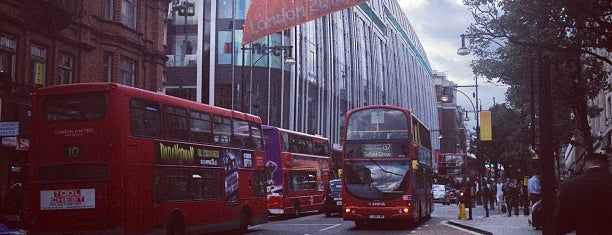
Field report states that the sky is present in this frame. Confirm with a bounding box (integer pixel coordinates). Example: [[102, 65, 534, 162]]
[[398, 0, 509, 130]]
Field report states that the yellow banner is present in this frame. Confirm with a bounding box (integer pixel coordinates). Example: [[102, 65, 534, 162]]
[[480, 111, 492, 141]]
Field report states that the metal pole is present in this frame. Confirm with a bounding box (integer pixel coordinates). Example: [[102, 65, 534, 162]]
[[539, 55, 554, 235], [241, 45, 246, 112]]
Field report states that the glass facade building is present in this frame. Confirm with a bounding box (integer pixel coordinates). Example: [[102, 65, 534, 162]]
[[165, 0, 439, 148]]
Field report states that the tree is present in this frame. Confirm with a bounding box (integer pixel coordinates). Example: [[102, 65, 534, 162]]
[[470, 103, 532, 179], [463, 0, 611, 158]]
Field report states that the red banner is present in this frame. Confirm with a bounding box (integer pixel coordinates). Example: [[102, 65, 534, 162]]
[[243, 0, 368, 45]]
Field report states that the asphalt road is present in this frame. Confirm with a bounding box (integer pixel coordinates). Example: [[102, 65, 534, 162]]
[[214, 203, 480, 235]]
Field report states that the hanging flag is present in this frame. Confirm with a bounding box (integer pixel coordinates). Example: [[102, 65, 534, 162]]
[[242, 0, 369, 45], [479, 111, 492, 141]]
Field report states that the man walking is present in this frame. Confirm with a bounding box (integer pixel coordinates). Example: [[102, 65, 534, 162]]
[[495, 178, 504, 210], [552, 153, 612, 234], [527, 172, 541, 206]]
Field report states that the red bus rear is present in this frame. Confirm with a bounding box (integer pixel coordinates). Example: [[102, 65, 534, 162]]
[[341, 105, 433, 227], [262, 125, 332, 216], [28, 83, 268, 234], [435, 153, 470, 187]]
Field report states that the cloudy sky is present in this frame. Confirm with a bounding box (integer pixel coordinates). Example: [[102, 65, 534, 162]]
[[398, 0, 508, 129]]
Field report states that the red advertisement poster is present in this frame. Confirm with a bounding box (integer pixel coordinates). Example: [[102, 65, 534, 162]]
[[243, 0, 368, 45]]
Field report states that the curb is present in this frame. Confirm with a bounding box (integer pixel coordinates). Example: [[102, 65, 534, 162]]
[[446, 220, 493, 235]]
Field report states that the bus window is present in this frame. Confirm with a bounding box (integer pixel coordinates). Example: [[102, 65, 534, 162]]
[[163, 105, 188, 140], [281, 132, 290, 152], [131, 98, 161, 138], [250, 122, 264, 150], [44, 93, 106, 122], [191, 170, 222, 200], [166, 169, 190, 201], [190, 111, 213, 143], [305, 141, 314, 155], [213, 115, 232, 146], [232, 119, 250, 148], [289, 170, 317, 190]]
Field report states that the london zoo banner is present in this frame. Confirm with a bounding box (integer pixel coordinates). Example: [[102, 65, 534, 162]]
[[243, 0, 369, 45]]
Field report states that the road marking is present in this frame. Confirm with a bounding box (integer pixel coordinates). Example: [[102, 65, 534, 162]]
[[319, 223, 342, 231], [441, 221, 482, 235]]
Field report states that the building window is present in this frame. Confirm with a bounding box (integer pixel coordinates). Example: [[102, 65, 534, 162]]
[[31, 45, 47, 87], [218, 0, 232, 19], [121, 0, 136, 29], [104, 0, 114, 20], [120, 57, 135, 86], [0, 35, 17, 91], [58, 53, 74, 84], [104, 53, 113, 82]]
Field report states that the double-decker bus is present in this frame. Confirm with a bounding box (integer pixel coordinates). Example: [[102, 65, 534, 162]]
[[262, 125, 332, 217], [435, 153, 470, 189], [341, 105, 433, 227], [27, 83, 268, 234]]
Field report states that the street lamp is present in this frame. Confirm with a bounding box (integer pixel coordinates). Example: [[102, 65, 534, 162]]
[[457, 34, 471, 56], [456, 35, 485, 208], [240, 45, 295, 113]]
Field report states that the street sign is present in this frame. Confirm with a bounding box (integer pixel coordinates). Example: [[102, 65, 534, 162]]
[[0, 121, 19, 136]]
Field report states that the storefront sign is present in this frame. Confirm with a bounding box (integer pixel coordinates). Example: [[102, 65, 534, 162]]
[[2, 136, 17, 147], [0, 122, 19, 136]]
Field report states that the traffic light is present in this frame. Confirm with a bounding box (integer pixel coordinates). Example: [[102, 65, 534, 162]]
[[489, 163, 495, 169]]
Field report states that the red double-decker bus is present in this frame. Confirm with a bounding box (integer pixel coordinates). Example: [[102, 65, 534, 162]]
[[28, 83, 268, 234], [435, 153, 471, 188], [262, 125, 332, 217], [341, 105, 433, 227]]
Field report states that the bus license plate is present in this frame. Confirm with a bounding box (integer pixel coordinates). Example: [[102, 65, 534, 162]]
[[369, 215, 385, 219]]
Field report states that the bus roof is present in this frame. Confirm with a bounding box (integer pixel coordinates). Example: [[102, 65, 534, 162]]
[[262, 125, 329, 141], [32, 82, 261, 123]]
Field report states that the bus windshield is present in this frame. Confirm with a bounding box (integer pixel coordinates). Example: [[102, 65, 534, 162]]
[[346, 108, 409, 140], [343, 160, 410, 200]]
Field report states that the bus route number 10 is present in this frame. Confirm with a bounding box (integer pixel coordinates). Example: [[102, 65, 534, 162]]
[[65, 143, 83, 159]]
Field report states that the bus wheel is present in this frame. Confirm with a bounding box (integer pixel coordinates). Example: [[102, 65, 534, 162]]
[[239, 208, 252, 233], [167, 214, 185, 235]]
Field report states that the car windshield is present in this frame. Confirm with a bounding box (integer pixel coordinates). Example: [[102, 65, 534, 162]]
[[330, 180, 342, 192], [433, 184, 445, 191]]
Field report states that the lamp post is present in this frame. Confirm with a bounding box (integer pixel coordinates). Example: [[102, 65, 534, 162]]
[[456, 35, 484, 211], [441, 86, 479, 154], [240, 45, 295, 113]]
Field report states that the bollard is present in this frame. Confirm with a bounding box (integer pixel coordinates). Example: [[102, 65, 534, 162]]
[[458, 203, 466, 220]]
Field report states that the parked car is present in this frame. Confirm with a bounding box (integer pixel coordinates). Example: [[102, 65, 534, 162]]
[[432, 184, 450, 205], [323, 179, 343, 217]]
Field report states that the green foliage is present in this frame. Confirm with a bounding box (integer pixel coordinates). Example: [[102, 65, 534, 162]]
[[471, 104, 532, 177], [463, 0, 611, 155]]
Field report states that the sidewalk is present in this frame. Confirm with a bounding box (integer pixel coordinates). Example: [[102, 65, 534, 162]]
[[447, 204, 541, 235]]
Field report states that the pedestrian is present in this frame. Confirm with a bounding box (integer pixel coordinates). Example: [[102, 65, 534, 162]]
[[504, 180, 519, 217], [488, 179, 495, 210], [481, 182, 490, 217], [495, 178, 504, 210], [552, 153, 612, 234], [527, 172, 541, 206]]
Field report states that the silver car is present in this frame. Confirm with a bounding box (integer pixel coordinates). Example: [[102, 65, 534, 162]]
[[432, 184, 450, 205]]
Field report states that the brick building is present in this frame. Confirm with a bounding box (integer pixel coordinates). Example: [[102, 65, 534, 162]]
[[0, 0, 170, 196]]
